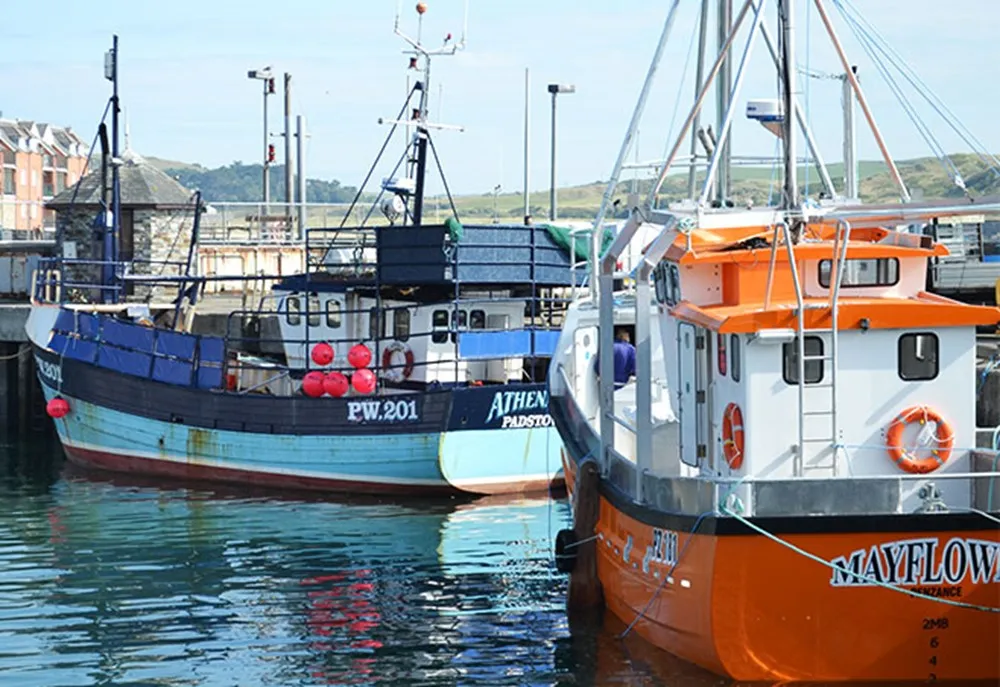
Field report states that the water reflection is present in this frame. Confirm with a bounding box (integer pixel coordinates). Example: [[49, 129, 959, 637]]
[[0, 442, 825, 687]]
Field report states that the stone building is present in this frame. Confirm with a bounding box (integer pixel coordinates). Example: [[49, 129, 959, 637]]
[[46, 145, 198, 302]]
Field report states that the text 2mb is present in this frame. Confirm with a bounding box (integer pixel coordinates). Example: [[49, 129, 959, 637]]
[[347, 398, 419, 423]]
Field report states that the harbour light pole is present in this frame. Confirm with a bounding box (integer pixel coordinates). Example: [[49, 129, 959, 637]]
[[547, 83, 575, 221], [247, 67, 274, 212]]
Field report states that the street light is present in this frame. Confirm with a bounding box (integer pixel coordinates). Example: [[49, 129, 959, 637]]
[[547, 83, 575, 221], [248, 67, 274, 211]]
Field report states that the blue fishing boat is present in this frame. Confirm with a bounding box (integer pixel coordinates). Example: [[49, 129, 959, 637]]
[[26, 14, 584, 496]]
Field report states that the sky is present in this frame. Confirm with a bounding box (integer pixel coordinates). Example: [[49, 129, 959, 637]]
[[3, 1, 999, 199]]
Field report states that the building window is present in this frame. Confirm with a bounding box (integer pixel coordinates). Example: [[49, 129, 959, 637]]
[[432, 309, 448, 344], [717, 333, 727, 376], [818, 257, 899, 288], [2, 169, 13, 195], [286, 296, 301, 326], [1, 150, 13, 165], [325, 299, 341, 328], [730, 334, 741, 382], [394, 309, 410, 342], [783, 336, 824, 385], [898, 333, 938, 381]]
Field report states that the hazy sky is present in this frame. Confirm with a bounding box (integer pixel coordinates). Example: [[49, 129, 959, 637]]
[[3, 1, 998, 197]]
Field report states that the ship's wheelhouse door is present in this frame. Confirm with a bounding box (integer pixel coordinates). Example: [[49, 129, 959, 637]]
[[677, 323, 707, 467]]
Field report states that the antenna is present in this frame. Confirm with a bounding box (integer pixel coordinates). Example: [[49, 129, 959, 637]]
[[381, 0, 468, 226]]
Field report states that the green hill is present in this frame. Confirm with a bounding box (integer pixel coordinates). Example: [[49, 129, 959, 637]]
[[142, 153, 1000, 222]]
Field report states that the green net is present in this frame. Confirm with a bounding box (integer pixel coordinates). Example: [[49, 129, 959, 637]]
[[540, 223, 616, 262], [444, 216, 464, 242]]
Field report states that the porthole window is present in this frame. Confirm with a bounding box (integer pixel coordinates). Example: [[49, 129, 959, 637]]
[[307, 295, 321, 327], [325, 300, 341, 328], [898, 333, 939, 381], [730, 334, 741, 382], [432, 310, 448, 344], [470, 310, 486, 330], [286, 296, 301, 326], [783, 336, 824, 385], [394, 309, 411, 342], [717, 333, 727, 377]]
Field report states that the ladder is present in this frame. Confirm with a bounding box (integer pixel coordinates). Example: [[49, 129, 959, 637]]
[[783, 221, 850, 476]]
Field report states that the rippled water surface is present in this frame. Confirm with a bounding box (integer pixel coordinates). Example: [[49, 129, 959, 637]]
[[0, 440, 730, 687]]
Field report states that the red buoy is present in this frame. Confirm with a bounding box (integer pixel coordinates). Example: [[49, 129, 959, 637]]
[[348, 343, 372, 369], [323, 371, 349, 398], [302, 371, 326, 398], [351, 368, 377, 395], [46, 396, 70, 419], [311, 342, 334, 366]]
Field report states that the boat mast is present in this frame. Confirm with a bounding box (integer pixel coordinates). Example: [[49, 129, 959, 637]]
[[778, 0, 799, 228], [393, 1, 467, 227], [103, 35, 122, 304]]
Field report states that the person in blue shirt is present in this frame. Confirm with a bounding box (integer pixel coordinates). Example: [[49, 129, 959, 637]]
[[593, 327, 637, 390]]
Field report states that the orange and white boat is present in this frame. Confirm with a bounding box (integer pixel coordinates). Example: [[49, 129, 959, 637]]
[[549, 0, 1000, 683]]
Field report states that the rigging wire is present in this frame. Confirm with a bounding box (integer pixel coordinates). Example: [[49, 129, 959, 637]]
[[837, 0, 1000, 178], [834, 0, 1000, 191], [833, 0, 965, 192]]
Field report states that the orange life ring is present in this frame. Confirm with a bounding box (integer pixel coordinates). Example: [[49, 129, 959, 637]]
[[721, 402, 745, 470], [381, 342, 415, 382], [885, 405, 954, 474]]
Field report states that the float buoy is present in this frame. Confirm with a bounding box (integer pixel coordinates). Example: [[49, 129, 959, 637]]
[[46, 396, 69, 419], [323, 371, 349, 398], [348, 343, 372, 370], [352, 368, 377, 395], [302, 371, 325, 398], [311, 342, 334, 366]]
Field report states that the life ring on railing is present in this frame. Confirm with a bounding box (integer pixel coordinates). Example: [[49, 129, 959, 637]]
[[721, 402, 745, 470], [885, 405, 954, 474], [381, 342, 415, 382]]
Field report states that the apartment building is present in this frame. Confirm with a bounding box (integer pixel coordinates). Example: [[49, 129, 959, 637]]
[[0, 119, 89, 236]]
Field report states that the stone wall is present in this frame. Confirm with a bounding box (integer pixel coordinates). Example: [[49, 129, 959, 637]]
[[55, 208, 103, 303], [54, 206, 196, 304]]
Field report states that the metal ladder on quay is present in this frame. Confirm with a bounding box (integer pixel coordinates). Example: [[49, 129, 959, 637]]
[[783, 220, 851, 477]]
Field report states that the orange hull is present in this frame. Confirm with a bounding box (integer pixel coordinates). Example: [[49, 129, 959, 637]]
[[562, 452, 1000, 683]]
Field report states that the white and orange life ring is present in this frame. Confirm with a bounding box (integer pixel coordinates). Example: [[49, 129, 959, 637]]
[[381, 342, 415, 382], [885, 405, 954, 474], [721, 402, 745, 470]]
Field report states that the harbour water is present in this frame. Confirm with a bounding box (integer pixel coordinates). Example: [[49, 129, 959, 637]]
[[0, 440, 726, 687]]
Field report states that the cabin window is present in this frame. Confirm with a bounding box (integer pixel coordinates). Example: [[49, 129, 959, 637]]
[[286, 296, 301, 326], [818, 258, 899, 288], [325, 299, 341, 328], [898, 333, 939, 381], [730, 334, 741, 382], [653, 262, 681, 306], [369, 308, 385, 342], [394, 308, 410, 342], [470, 309, 486, 330], [432, 309, 449, 344], [451, 310, 467, 344], [717, 333, 727, 377], [782, 336, 824, 385], [653, 263, 668, 304], [307, 295, 321, 327]]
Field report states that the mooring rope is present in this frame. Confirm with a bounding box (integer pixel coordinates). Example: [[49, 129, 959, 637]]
[[719, 504, 1000, 614]]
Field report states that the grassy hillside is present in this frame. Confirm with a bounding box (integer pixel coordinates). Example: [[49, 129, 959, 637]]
[[142, 152, 1000, 222], [443, 154, 1000, 222]]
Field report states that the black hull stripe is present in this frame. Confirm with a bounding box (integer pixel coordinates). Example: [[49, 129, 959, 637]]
[[549, 394, 998, 535]]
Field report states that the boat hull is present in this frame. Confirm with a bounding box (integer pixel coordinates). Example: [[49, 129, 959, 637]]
[[32, 338, 564, 496], [557, 444, 1000, 682]]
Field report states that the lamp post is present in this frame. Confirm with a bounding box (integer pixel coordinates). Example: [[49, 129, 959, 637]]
[[547, 83, 575, 221], [247, 67, 274, 212]]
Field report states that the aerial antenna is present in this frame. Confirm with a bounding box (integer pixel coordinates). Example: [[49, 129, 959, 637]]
[[383, 1, 468, 226]]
